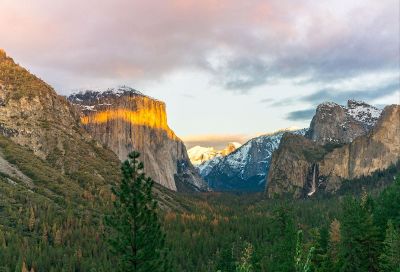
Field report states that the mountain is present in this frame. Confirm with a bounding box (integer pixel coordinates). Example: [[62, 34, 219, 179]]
[[188, 142, 241, 165], [267, 101, 399, 198], [0, 49, 122, 190], [68, 88, 207, 192], [306, 100, 382, 145], [203, 129, 307, 191], [0, 50, 185, 208]]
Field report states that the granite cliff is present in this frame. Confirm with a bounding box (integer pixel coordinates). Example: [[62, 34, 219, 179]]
[[0, 49, 121, 192], [306, 100, 381, 145], [267, 101, 399, 198], [68, 88, 207, 192]]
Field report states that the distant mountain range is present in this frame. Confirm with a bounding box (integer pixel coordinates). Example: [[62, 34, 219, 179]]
[[197, 128, 307, 192], [267, 100, 399, 198], [0, 49, 398, 199], [194, 100, 398, 195], [188, 142, 241, 165]]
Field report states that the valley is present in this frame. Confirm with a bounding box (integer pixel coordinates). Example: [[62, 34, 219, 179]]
[[0, 47, 398, 271]]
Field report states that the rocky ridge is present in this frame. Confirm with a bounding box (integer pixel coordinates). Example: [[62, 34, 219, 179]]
[[267, 101, 399, 198], [68, 87, 207, 192], [306, 100, 382, 145]]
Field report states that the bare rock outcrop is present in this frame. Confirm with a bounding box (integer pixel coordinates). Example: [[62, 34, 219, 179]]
[[267, 102, 399, 198], [306, 100, 382, 145], [68, 88, 207, 192]]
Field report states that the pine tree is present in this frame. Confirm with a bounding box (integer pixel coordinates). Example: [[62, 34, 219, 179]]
[[216, 246, 235, 272], [339, 196, 380, 272], [326, 218, 341, 271], [105, 151, 169, 272], [294, 230, 315, 272], [266, 206, 297, 271], [28, 207, 35, 232], [379, 220, 400, 272], [235, 242, 254, 272], [21, 261, 29, 272]]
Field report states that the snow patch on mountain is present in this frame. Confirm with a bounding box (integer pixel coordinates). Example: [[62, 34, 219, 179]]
[[203, 128, 308, 191], [188, 142, 241, 166], [346, 100, 382, 127]]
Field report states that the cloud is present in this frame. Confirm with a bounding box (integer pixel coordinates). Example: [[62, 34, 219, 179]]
[[269, 77, 399, 110], [284, 79, 399, 121], [0, 0, 398, 92], [286, 108, 315, 121], [301, 81, 399, 105]]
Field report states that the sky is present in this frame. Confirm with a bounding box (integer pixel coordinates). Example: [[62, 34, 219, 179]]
[[0, 0, 399, 148]]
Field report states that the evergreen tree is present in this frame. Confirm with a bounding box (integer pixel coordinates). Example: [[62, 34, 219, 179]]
[[294, 230, 315, 272], [216, 246, 235, 272], [374, 176, 400, 237], [266, 206, 297, 272], [339, 196, 380, 272], [105, 151, 169, 272], [235, 242, 254, 272], [379, 220, 400, 272]]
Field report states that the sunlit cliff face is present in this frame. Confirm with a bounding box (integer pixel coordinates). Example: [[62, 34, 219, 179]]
[[79, 96, 178, 140]]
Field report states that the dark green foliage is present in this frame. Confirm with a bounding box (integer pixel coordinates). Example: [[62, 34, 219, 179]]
[[374, 174, 400, 235], [339, 195, 380, 272], [267, 206, 297, 272], [105, 151, 168, 272], [379, 220, 400, 272], [294, 230, 314, 272], [0, 137, 397, 271]]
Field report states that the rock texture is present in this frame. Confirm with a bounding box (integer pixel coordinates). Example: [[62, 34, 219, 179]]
[[0, 50, 121, 189], [306, 100, 382, 145], [203, 129, 307, 192], [68, 88, 207, 192], [266, 133, 328, 198], [267, 101, 399, 198], [319, 104, 400, 191]]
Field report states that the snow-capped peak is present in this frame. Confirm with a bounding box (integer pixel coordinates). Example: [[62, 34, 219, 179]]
[[346, 100, 382, 127], [188, 142, 242, 166]]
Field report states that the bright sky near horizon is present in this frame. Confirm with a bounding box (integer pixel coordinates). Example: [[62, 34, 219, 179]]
[[0, 0, 399, 147]]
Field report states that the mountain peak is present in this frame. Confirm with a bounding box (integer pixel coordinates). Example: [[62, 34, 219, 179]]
[[0, 48, 6, 57], [69, 86, 147, 103], [347, 99, 369, 108], [307, 100, 382, 145]]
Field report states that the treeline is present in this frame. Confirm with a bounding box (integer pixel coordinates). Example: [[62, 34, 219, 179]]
[[0, 168, 399, 271]]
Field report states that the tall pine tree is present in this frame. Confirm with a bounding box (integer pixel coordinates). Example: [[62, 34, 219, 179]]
[[339, 196, 380, 272], [105, 151, 169, 272], [379, 220, 400, 272]]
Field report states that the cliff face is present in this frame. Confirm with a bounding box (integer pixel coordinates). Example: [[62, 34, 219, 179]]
[[266, 133, 327, 198], [319, 104, 400, 191], [306, 100, 382, 145], [68, 88, 207, 192], [267, 102, 399, 198]]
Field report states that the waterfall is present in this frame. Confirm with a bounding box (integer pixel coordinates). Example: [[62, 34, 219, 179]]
[[307, 164, 317, 196]]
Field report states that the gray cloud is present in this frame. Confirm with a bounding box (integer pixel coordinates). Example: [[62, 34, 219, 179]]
[[301, 81, 399, 105], [286, 109, 316, 121], [284, 80, 399, 121], [0, 0, 398, 92], [270, 79, 399, 113]]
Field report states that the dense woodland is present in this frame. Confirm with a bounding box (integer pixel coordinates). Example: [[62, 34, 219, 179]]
[[0, 158, 398, 271]]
